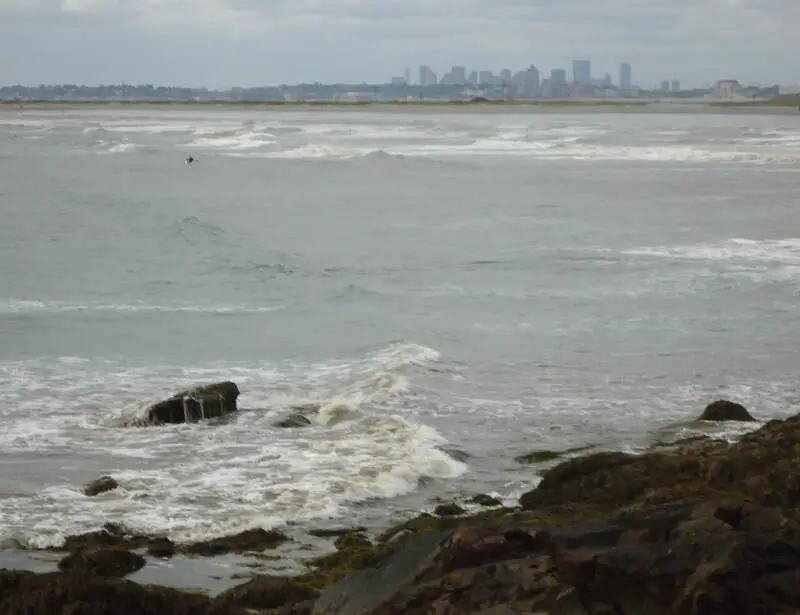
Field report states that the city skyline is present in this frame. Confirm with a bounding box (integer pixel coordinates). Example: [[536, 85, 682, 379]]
[[0, 0, 796, 89]]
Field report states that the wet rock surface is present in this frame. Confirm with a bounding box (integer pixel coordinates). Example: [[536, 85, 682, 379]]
[[83, 476, 119, 497], [699, 399, 756, 422], [57, 548, 145, 577], [146, 381, 240, 425]]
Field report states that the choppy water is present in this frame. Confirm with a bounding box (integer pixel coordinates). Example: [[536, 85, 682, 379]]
[[1, 105, 799, 552]]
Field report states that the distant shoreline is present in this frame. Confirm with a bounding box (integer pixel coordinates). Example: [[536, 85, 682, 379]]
[[2, 98, 798, 115]]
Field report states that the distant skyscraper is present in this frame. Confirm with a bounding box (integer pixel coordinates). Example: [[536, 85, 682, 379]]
[[660, 79, 670, 91], [551, 69, 567, 84], [500, 69, 512, 83], [404, 68, 411, 85], [418, 65, 437, 87], [619, 63, 632, 89], [671, 79, 680, 92], [572, 60, 591, 84]]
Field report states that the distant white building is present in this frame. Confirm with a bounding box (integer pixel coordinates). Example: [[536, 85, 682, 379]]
[[714, 79, 741, 98]]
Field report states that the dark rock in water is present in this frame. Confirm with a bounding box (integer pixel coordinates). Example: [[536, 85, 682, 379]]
[[146, 381, 240, 425], [468, 494, 503, 507], [217, 575, 321, 611], [57, 548, 145, 577], [434, 503, 466, 517], [308, 527, 367, 539], [438, 447, 471, 463], [333, 533, 371, 551], [83, 476, 119, 497], [699, 399, 756, 422], [61, 523, 148, 553], [274, 413, 313, 428], [0, 570, 245, 615], [514, 444, 596, 464], [184, 528, 291, 556], [146, 537, 175, 559]]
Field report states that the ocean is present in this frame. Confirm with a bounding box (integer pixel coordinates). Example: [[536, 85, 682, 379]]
[[1, 104, 799, 582]]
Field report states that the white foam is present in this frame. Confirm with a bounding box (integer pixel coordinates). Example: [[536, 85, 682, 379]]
[[623, 238, 800, 266], [0, 299, 284, 315], [0, 342, 463, 547]]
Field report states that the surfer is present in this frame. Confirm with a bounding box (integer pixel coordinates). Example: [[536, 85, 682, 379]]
[[185, 155, 195, 165]]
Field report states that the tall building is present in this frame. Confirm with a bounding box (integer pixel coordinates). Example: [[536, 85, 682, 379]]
[[671, 79, 680, 92], [418, 65, 437, 87], [551, 69, 567, 84], [500, 69, 512, 83], [478, 70, 493, 85], [404, 68, 411, 85], [619, 63, 632, 89], [572, 60, 591, 84]]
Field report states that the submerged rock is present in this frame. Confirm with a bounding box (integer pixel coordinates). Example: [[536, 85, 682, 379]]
[[83, 476, 119, 497], [699, 399, 756, 422], [146, 381, 240, 425], [273, 413, 313, 428], [514, 444, 597, 464], [467, 494, 503, 507], [57, 548, 145, 578]]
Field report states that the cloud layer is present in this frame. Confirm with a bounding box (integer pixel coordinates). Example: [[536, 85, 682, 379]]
[[0, 0, 795, 87]]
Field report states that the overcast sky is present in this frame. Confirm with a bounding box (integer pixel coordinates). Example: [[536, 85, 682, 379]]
[[0, 0, 796, 88]]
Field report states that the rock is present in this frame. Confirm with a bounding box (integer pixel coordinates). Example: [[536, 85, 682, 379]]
[[146, 537, 175, 559], [699, 400, 756, 422], [468, 494, 503, 507], [146, 381, 240, 425], [61, 523, 150, 553], [308, 527, 367, 539], [309, 499, 800, 614], [434, 503, 466, 517], [216, 575, 321, 611], [274, 413, 313, 428], [184, 528, 291, 556], [83, 476, 119, 497], [0, 570, 245, 615], [333, 533, 371, 551], [438, 447, 471, 463], [514, 445, 596, 464], [57, 548, 146, 577]]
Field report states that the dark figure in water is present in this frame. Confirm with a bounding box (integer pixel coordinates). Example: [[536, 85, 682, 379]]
[[185, 155, 195, 165]]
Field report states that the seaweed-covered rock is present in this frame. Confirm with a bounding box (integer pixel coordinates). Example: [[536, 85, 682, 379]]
[[83, 476, 119, 497], [467, 494, 503, 507], [216, 575, 321, 611], [184, 528, 291, 556], [57, 548, 145, 577], [699, 399, 755, 422], [434, 503, 466, 517], [146, 381, 240, 425], [0, 570, 245, 615]]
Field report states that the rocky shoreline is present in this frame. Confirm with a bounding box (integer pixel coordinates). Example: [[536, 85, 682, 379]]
[[3, 398, 800, 614]]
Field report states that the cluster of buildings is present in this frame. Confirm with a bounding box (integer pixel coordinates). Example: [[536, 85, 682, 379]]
[[389, 60, 679, 100]]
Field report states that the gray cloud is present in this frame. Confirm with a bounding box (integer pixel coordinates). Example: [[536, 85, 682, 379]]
[[0, 0, 796, 87]]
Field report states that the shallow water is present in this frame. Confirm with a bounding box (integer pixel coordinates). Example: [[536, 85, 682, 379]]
[[1, 106, 799, 558]]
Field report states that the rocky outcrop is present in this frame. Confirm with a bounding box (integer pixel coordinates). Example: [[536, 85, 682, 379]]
[[146, 381, 240, 425], [0, 570, 245, 615], [83, 476, 118, 497], [308, 499, 800, 614], [57, 548, 145, 577], [699, 399, 756, 422], [184, 528, 291, 556]]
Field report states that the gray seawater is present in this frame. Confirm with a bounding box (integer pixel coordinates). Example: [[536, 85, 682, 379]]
[[1, 106, 799, 561]]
